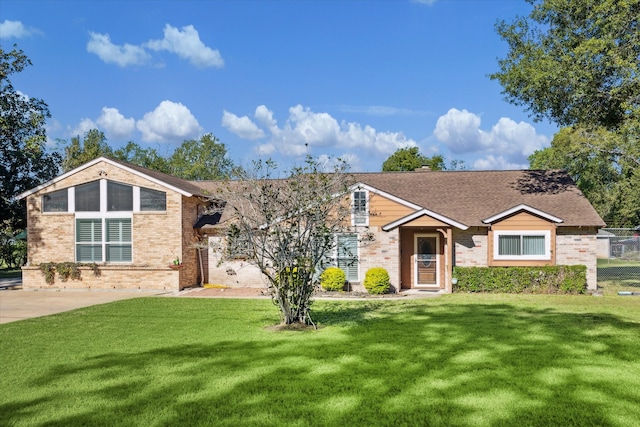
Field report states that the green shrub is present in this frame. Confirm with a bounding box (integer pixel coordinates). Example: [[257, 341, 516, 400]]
[[363, 267, 391, 294], [320, 267, 346, 291], [452, 265, 587, 294]]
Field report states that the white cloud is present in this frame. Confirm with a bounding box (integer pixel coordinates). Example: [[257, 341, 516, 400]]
[[96, 107, 136, 139], [413, 0, 437, 5], [87, 32, 150, 67], [224, 104, 418, 158], [472, 155, 526, 170], [136, 100, 202, 143], [221, 110, 265, 139], [70, 118, 98, 137], [255, 143, 276, 156], [0, 20, 41, 39], [433, 108, 549, 167], [145, 24, 223, 68]]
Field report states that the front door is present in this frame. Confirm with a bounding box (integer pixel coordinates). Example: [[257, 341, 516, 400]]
[[414, 234, 439, 287]]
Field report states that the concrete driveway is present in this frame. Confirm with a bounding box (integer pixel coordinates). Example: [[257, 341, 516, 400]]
[[0, 282, 162, 324]]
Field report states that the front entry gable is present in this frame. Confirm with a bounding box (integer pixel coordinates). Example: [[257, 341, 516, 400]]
[[383, 209, 468, 231]]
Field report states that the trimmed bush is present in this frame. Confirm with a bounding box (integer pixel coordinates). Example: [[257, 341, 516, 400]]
[[320, 267, 346, 291], [363, 267, 391, 294], [452, 265, 587, 294]]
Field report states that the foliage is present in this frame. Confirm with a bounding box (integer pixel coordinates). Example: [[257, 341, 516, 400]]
[[215, 156, 357, 325], [1, 45, 62, 232], [319, 267, 346, 291], [491, 0, 640, 131], [38, 262, 100, 285], [452, 265, 587, 294], [3, 297, 640, 426], [113, 142, 171, 174], [61, 129, 113, 172], [59, 131, 237, 181], [382, 147, 445, 171], [363, 267, 391, 294], [529, 127, 640, 227], [168, 133, 236, 180], [0, 230, 26, 268]]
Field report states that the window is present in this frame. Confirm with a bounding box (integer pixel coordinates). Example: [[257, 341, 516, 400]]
[[76, 218, 132, 263], [352, 190, 368, 225], [494, 231, 550, 260], [323, 234, 359, 281], [76, 219, 103, 262], [106, 219, 132, 262], [75, 181, 100, 211], [140, 187, 166, 211], [43, 189, 68, 212], [107, 181, 133, 211]]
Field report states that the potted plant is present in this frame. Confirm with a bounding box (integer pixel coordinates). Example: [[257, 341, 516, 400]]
[[169, 257, 183, 270]]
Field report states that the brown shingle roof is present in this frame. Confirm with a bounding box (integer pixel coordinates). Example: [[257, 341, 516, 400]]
[[354, 169, 605, 228]]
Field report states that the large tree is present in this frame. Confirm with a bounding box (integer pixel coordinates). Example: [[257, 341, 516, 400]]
[[493, 0, 640, 226], [491, 0, 639, 132], [61, 129, 113, 172], [382, 147, 446, 171], [169, 134, 236, 180], [529, 127, 639, 227], [215, 157, 358, 326], [1, 46, 61, 231]]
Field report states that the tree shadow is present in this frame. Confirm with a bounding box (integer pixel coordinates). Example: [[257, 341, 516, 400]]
[[512, 170, 575, 195], [2, 301, 640, 426]]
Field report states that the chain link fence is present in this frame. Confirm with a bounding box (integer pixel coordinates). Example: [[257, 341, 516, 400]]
[[597, 227, 640, 286]]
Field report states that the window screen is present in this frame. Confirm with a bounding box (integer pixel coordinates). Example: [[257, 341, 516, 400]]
[[498, 235, 522, 256], [43, 189, 68, 212], [140, 187, 166, 211], [75, 181, 100, 212], [107, 181, 133, 212]]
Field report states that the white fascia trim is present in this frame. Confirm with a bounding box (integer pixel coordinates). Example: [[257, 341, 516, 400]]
[[15, 157, 193, 200], [348, 183, 423, 211], [382, 208, 469, 231], [482, 204, 563, 224]]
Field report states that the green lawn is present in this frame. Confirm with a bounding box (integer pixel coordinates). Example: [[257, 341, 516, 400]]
[[2, 294, 640, 426]]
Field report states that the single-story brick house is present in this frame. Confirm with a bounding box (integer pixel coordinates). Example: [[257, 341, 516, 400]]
[[17, 157, 605, 291]]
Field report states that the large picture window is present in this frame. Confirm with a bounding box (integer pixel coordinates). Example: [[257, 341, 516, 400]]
[[494, 231, 550, 260]]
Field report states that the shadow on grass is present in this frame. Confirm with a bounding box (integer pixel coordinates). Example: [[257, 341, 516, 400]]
[[3, 300, 640, 426]]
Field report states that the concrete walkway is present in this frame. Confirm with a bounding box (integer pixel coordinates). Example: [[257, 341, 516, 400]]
[[0, 281, 162, 324]]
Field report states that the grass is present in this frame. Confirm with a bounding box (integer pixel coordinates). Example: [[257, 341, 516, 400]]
[[597, 258, 640, 294], [1, 294, 640, 426]]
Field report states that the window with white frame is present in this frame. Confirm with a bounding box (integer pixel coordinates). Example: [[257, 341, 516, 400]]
[[494, 230, 551, 260], [352, 190, 368, 226], [42, 188, 68, 212], [322, 234, 359, 281], [76, 218, 132, 262]]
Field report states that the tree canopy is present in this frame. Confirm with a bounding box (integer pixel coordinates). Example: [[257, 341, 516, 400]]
[[60, 130, 236, 180], [1, 46, 61, 231], [491, 0, 640, 131], [382, 147, 446, 172]]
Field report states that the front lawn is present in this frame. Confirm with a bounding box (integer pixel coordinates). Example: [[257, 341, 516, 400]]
[[1, 295, 639, 426]]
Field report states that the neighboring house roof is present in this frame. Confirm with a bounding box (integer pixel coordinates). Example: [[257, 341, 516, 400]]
[[354, 169, 605, 228]]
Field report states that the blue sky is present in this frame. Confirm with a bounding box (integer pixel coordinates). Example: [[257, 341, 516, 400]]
[[1, 0, 557, 172]]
